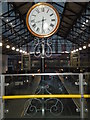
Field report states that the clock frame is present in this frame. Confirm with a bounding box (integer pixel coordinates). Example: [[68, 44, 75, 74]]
[[26, 2, 60, 38]]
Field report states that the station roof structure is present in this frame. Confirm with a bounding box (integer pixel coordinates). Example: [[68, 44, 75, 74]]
[[1, 2, 90, 54]]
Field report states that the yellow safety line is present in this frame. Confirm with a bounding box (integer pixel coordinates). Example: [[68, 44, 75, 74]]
[[2, 94, 90, 100]]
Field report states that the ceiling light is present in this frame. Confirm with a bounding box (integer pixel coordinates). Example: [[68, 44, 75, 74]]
[[12, 47, 15, 50], [16, 48, 19, 52], [19, 61, 22, 64], [23, 51, 25, 53], [88, 44, 90, 47], [86, 19, 88, 23], [27, 80, 29, 83], [6, 19, 8, 22], [65, 51, 69, 53], [20, 50, 22, 53], [76, 49, 78, 52], [10, 23, 12, 25], [25, 52, 27, 54], [79, 47, 82, 51], [6, 45, 10, 49], [83, 46, 86, 49], [73, 50, 76, 53], [82, 24, 84, 27], [71, 51, 74, 53], [0, 42, 2, 46], [83, 22, 85, 24]]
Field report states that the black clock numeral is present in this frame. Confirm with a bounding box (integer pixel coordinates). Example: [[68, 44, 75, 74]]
[[31, 19, 35, 23], [50, 13, 53, 16], [50, 23, 54, 27], [32, 14, 36, 17], [41, 7, 44, 12], [51, 19, 55, 21], [32, 24, 36, 28], [36, 9, 40, 13], [47, 9, 49, 13], [36, 27, 40, 32], [48, 28, 50, 31]]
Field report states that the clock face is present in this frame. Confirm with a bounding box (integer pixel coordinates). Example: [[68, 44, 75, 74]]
[[26, 3, 60, 38]]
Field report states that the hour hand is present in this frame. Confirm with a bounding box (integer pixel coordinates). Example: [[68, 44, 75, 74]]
[[35, 19, 46, 23]]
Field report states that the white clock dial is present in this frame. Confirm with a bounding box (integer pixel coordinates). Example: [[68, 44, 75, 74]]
[[26, 3, 60, 38]]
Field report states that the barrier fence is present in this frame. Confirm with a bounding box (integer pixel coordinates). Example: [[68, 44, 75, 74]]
[[0, 73, 90, 119]]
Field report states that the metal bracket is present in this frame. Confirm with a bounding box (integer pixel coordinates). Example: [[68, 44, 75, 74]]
[[75, 79, 87, 86], [76, 108, 88, 113], [76, 108, 80, 112], [4, 83, 9, 86], [75, 81, 79, 85]]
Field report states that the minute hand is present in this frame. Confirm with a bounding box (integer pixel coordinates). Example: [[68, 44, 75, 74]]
[[35, 19, 46, 23], [42, 17, 45, 33]]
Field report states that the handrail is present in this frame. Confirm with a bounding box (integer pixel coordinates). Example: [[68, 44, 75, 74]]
[[2, 94, 90, 100], [1, 72, 90, 76]]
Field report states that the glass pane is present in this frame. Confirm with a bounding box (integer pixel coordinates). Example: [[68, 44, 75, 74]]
[[5, 74, 80, 118]]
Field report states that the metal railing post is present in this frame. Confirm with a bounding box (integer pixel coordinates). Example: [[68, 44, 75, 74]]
[[79, 73, 84, 119], [0, 75, 5, 120]]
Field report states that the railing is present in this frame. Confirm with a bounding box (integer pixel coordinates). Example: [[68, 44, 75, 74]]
[[0, 73, 90, 119]]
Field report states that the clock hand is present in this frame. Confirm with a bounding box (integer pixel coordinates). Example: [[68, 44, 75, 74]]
[[35, 19, 46, 23], [42, 17, 43, 33], [42, 17, 44, 33]]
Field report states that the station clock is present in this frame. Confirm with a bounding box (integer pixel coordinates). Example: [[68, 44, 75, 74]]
[[26, 3, 60, 38]]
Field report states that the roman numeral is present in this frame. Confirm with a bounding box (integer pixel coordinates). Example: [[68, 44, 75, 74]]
[[31, 19, 35, 23], [36, 27, 40, 32], [48, 28, 50, 31], [50, 23, 54, 27], [32, 24, 36, 28], [51, 19, 55, 21], [47, 9, 49, 13], [50, 13, 53, 16], [41, 7, 44, 12], [32, 14, 36, 17], [36, 9, 40, 13]]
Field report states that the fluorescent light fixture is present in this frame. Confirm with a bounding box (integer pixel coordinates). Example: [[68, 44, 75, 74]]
[[6, 45, 10, 49], [0, 42, 2, 46], [12, 47, 15, 50], [83, 46, 86, 49], [79, 47, 82, 51], [16, 48, 19, 52]]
